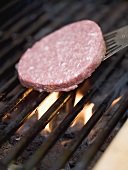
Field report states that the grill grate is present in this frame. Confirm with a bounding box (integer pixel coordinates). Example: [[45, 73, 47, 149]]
[[0, 0, 128, 169]]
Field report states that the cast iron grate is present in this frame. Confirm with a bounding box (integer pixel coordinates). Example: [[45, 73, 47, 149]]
[[0, 0, 128, 169]]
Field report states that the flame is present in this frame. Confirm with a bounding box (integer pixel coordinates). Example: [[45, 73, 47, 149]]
[[17, 92, 58, 135], [111, 96, 121, 106], [17, 84, 94, 135], [37, 92, 59, 133], [71, 90, 94, 127], [83, 103, 94, 124], [74, 91, 83, 105], [104, 96, 122, 115], [72, 103, 94, 126]]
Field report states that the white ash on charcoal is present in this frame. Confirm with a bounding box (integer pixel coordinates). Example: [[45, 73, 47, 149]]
[[63, 105, 125, 169], [68, 140, 89, 168], [59, 52, 128, 141], [0, 134, 23, 167], [62, 129, 118, 169], [61, 119, 84, 140], [39, 141, 70, 170], [1, 52, 127, 170], [0, 141, 13, 160], [59, 80, 93, 140], [86, 98, 126, 147], [61, 129, 119, 169], [70, 90, 128, 169], [19, 135, 70, 170], [60, 61, 128, 169], [0, 134, 70, 169]]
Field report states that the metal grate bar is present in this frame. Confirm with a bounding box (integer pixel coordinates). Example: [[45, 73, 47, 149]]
[[21, 54, 126, 169], [0, 92, 49, 146], [75, 93, 128, 170], [0, 1, 45, 30], [0, 0, 23, 15], [0, 88, 32, 120], [34, 2, 97, 40], [52, 73, 128, 170], [2, 91, 74, 166], [0, 0, 126, 82], [0, 1, 83, 75], [0, 1, 27, 27], [0, 1, 127, 170], [0, 75, 18, 101], [100, 2, 128, 32]]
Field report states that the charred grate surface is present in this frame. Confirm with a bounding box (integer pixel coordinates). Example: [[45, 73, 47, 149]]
[[0, 0, 128, 170]]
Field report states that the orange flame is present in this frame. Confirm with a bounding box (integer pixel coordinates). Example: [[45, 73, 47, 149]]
[[111, 96, 121, 106], [71, 90, 94, 127], [83, 103, 94, 124], [37, 92, 59, 133], [71, 102, 94, 128]]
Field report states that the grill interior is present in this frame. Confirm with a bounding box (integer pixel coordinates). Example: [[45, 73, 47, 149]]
[[0, 0, 128, 170]]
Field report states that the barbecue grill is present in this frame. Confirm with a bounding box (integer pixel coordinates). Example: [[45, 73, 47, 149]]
[[0, 0, 128, 170]]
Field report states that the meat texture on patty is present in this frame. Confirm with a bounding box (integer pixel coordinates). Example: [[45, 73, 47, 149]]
[[18, 20, 106, 92]]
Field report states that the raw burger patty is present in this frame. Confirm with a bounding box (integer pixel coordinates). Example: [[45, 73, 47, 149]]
[[18, 20, 106, 92]]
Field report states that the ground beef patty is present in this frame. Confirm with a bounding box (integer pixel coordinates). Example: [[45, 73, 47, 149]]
[[18, 20, 106, 92]]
